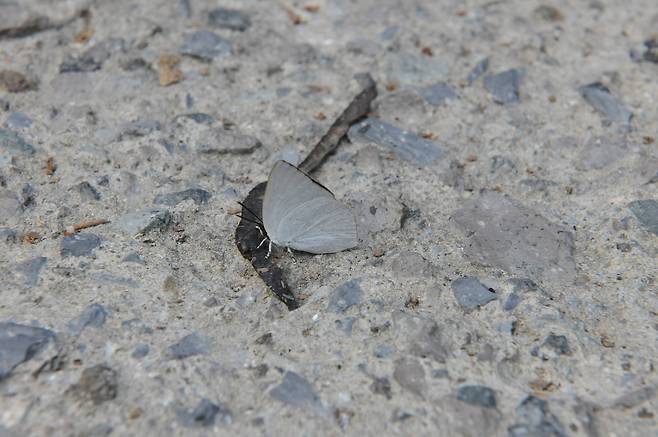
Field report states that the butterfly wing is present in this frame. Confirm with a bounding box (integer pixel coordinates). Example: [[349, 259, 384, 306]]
[[262, 161, 358, 254]]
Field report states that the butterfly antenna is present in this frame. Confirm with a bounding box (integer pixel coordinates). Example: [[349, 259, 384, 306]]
[[237, 201, 264, 224], [236, 214, 263, 226]]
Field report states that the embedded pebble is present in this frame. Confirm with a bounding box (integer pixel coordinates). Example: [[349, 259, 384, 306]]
[[168, 333, 211, 359], [348, 117, 446, 166], [154, 188, 211, 206], [451, 277, 497, 312], [418, 82, 457, 106], [579, 82, 633, 125], [270, 371, 326, 413], [5, 112, 33, 128], [14, 256, 47, 286], [628, 199, 658, 236], [0, 128, 34, 154], [484, 69, 521, 104], [60, 233, 101, 257], [181, 30, 232, 61], [0, 70, 38, 93], [208, 8, 251, 31], [508, 396, 567, 437], [457, 385, 497, 409], [393, 357, 426, 398], [118, 209, 172, 236], [452, 191, 577, 285], [72, 365, 119, 405], [328, 279, 363, 313], [177, 398, 232, 427], [467, 58, 489, 84], [0, 322, 56, 380], [68, 303, 109, 335]]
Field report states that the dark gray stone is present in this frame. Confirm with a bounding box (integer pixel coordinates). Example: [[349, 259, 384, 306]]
[[176, 113, 216, 125], [120, 119, 161, 138], [393, 357, 426, 398], [168, 332, 211, 359], [643, 37, 658, 63], [373, 344, 394, 358], [348, 117, 446, 166], [508, 395, 567, 437], [452, 191, 577, 285], [328, 279, 363, 313], [75, 181, 101, 201], [131, 344, 149, 359], [542, 334, 571, 355], [118, 209, 172, 236], [59, 40, 122, 73], [467, 57, 489, 84], [5, 112, 32, 128], [335, 317, 356, 334], [458, 385, 497, 409], [0, 228, 18, 244], [408, 321, 450, 363], [60, 233, 101, 257], [177, 398, 232, 427], [154, 188, 211, 206], [371, 376, 392, 399], [73, 364, 118, 404], [208, 8, 251, 31], [579, 82, 632, 125], [68, 304, 109, 335], [122, 252, 146, 264], [628, 199, 658, 236], [15, 256, 47, 286], [484, 69, 521, 104], [418, 82, 457, 106], [270, 371, 325, 412], [0, 322, 56, 380], [181, 30, 231, 61], [0, 128, 34, 154], [451, 277, 497, 312], [503, 292, 522, 311]]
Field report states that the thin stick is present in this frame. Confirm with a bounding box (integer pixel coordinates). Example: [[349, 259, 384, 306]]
[[63, 218, 110, 236], [298, 73, 377, 174]]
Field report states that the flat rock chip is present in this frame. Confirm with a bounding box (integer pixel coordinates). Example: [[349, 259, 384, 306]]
[[0, 128, 35, 155], [208, 8, 251, 31], [628, 199, 658, 236], [579, 82, 632, 125], [452, 190, 576, 285], [0, 322, 56, 380], [270, 371, 326, 414], [451, 277, 497, 312], [484, 69, 521, 104], [181, 30, 231, 61]]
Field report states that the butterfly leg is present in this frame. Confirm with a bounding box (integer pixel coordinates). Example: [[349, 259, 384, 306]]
[[257, 236, 268, 249], [287, 247, 297, 263], [266, 240, 272, 258]]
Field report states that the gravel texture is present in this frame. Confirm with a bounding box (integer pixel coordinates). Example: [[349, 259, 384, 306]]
[[1, 0, 657, 436]]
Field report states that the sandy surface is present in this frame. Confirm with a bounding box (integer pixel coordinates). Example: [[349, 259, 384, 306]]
[[1, 0, 657, 435]]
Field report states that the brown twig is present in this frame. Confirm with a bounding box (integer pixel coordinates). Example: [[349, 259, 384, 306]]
[[63, 219, 110, 236]]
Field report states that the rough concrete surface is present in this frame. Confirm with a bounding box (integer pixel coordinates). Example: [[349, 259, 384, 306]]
[[1, 0, 657, 436]]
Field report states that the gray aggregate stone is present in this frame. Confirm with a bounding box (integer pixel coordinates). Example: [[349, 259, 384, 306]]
[[270, 371, 326, 413], [418, 81, 458, 106], [451, 277, 497, 312], [328, 278, 363, 313], [348, 117, 446, 166], [131, 344, 149, 359], [628, 199, 658, 236], [579, 82, 632, 126], [68, 304, 109, 335], [484, 69, 521, 104], [5, 112, 32, 129], [393, 357, 426, 398], [154, 188, 211, 206], [452, 191, 577, 285], [467, 57, 489, 84], [508, 396, 567, 437], [181, 30, 231, 61], [60, 233, 101, 257], [177, 398, 232, 427], [14, 256, 47, 286], [0, 322, 56, 380], [0, 128, 34, 154], [208, 8, 251, 31], [118, 209, 172, 236], [168, 332, 210, 359], [457, 385, 497, 409], [72, 364, 119, 405]]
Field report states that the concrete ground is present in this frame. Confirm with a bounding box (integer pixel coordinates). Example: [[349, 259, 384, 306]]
[[1, 0, 657, 435]]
